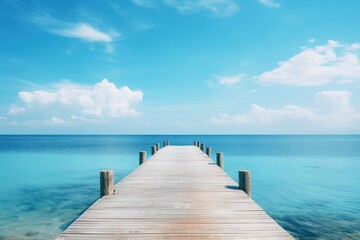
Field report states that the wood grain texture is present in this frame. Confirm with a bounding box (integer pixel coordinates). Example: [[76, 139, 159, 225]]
[[99, 170, 114, 198], [56, 146, 294, 240]]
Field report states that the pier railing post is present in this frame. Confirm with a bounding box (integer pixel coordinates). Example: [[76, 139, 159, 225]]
[[156, 143, 160, 151], [152, 145, 156, 155], [163, 141, 167, 147], [100, 170, 114, 198], [200, 143, 205, 152], [239, 170, 251, 198], [194, 141, 197, 146], [206, 147, 211, 157], [139, 151, 146, 165], [197, 142, 200, 147], [216, 152, 223, 169]]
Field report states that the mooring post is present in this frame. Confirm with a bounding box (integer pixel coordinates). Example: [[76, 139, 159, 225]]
[[200, 143, 205, 152], [197, 142, 200, 147], [100, 170, 114, 198], [156, 143, 160, 151], [216, 152, 223, 169], [194, 141, 197, 146], [206, 147, 211, 157], [152, 145, 156, 155], [167, 141, 170, 146], [163, 141, 167, 147], [139, 151, 146, 165], [239, 170, 251, 197]]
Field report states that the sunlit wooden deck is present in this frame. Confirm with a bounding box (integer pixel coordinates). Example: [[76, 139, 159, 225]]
[[56, 145, 294, 239]]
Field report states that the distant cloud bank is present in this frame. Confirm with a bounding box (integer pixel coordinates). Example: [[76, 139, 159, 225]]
[[208, 90, 359, 131]]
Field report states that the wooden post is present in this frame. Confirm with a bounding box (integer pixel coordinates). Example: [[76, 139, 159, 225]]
[[216, 152, 223, 169], [239, 170, 252, 197], [167, 141, 170, 146], [156, 143, 160, 151], [152, 145, 156, 155], [139, 151, 146, 165], [200, 143, 205, 152], [100, 170, 114, 198], [194, 141, 197, 146], [163, 141, 167, 147], [206, 147, 211, 157], [197, 142, 200, 147]]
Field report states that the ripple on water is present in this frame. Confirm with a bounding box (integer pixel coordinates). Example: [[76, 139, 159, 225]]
[[0, 183, 98, 240]]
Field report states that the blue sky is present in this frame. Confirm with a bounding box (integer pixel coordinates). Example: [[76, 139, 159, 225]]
[[0, 0, 359, 134]]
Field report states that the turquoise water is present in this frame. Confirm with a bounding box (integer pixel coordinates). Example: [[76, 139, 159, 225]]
[[0, 135, 359, 239]]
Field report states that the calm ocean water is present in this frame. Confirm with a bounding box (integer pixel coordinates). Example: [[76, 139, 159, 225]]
[[0, 135, 359, 240]]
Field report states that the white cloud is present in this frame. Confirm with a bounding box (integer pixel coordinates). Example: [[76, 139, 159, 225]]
[[131, 0, 155, 8], [15, 79, 143, 119], [257, 40, 360, 86], [8, 106, 26, 115], [209, 104, 313, 124], [0, 116, 7, 120], [349, 43, 360, 51], [208, 90, 359, 131], [308, 38, 315, 43], [258, 0, 280, 8], [164, 0, 238, 17], [29, 12, 119, 50], [314, 91, 358, 127], [216, 74, 244, 86], [53, 23, 113, 42], [51, 117, 66, 124], [19, 91, 57, 104]]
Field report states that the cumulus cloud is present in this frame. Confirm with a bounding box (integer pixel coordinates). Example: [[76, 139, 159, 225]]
[[29, 12, 119, 51], [164, 0, 238, 17], [314, 91, 358, 127], [15, 79, 143, 120], [216, 74, 244, 86], [258, 0, 280, 8], [257, 40, 360, 86], [208, 90, 359, 131]]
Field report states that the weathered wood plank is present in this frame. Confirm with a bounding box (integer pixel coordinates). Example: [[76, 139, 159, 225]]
[[56, 146, 294, 239]]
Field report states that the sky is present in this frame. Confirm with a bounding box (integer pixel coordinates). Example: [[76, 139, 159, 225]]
[[0, 0, 359, 134]]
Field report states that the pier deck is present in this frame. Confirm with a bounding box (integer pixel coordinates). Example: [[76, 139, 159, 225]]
[[56, 146, 294, 239]]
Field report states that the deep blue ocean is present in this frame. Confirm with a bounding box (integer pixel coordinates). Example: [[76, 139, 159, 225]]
[[0, 135, 359, 240]]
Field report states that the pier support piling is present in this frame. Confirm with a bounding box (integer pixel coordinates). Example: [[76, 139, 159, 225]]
[[206, 147, 211, 157], [100, 170, 114, 197], [239, 170, 251, 198], [139, 151, 146, 165], [216, 152, 223, 169], [200, 143, 205, 152]]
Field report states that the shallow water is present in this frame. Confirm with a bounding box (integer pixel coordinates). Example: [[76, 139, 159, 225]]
[[0, 135, 359, 239]]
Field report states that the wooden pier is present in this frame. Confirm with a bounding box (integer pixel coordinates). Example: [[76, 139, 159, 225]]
[[56, 144, 294, 239]]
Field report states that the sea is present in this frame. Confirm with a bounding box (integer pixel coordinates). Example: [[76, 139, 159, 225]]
[[0, 135, 359, 240]]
